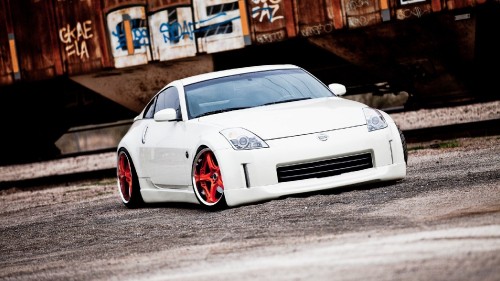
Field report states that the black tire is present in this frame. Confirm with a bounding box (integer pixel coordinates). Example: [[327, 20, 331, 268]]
[[192, 147, 227, 210], [117, 149, 144, 208], [398, 126, 408, 163]]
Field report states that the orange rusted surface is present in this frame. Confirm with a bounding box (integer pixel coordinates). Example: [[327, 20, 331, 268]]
[[102, 0, 148, 13], [54, 0, 113, 75], [247, 0, 296, 44], [0, 0, 490, 86], [0, 0, 14, 85], [6, 0, 63, 82], [148, 0, 192, 12]]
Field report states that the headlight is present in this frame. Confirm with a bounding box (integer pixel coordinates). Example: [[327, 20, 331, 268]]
[[220, 128, 269, 150], [363, 107, 388, 132]]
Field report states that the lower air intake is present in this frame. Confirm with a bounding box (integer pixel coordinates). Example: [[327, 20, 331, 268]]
[[277, 153, 373, 183]]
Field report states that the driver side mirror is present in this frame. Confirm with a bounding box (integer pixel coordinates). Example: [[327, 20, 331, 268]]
[[154, 108, 180, 122]]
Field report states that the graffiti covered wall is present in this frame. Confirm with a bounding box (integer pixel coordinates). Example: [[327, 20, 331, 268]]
[[149, 5, 197, 61], [0, 0, 483, 79], [107, 6, 151, 68]]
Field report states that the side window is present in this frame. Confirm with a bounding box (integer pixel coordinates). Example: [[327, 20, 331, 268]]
[[154, 87, 181, 118], [143, 96, 157, 119]]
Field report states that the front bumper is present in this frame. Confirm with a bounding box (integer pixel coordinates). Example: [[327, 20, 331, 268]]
[[215, 123, 406, 207]]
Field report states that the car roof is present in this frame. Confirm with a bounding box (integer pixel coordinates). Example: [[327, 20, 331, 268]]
[[179, 64, 300, 86]]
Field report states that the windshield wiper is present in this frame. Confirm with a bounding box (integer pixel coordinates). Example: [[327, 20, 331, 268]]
[[261, 97, 311, 106], [195, 106, 251, 118]]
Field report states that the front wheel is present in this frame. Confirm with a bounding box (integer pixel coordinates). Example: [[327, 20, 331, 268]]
[[398, 126, 408, 163], [192, 147, 227, 210], [117, 149, 144, 208]]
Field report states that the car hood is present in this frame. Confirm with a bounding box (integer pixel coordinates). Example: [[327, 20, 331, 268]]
[[196, 97, 368, 139]]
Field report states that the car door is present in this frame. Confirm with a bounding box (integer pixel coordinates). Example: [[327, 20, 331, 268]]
[[140, 86, 191, 189]]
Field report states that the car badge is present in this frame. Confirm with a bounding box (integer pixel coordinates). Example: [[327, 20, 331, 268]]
[[317, 133, 329, 141]]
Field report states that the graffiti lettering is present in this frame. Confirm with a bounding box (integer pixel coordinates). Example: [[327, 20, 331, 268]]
[[159, 21, 195, 44], [112, 19, 149, 50], [158, 12, 239, 45], [300, 23, 334, 37], [348, 16, 370, 27], [347, 0, 370, 11], [256, 30, 285, 43], [396, 7, 430, 19], [59, 20, 93, 60], [251, 0, 284, 23]]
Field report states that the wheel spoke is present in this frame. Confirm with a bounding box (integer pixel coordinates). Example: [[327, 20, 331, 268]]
[[200, 182, 213, 202], [205, 153, 218, 171], [194, 150, 224, 205]]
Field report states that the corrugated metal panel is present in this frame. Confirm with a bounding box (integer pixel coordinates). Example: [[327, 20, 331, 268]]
[[294, 0, 342, 37], [54, 0, 113, 75], [446, 0, 475, 10], [148, 0, 191, 12], [342, 0, 382, 28], [147, 1, 197, 61], [431, 0, 442, 12], [102, 0, 147, 13], [8, 0, 63, 82], [247, 0, 297, 44], [192, 0, 246, 54], [0, 0, 15, 85]]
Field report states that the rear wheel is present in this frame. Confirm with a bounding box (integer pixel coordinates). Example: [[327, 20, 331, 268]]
[[192, 147, 227, 210], [117, 149, 144, 208]]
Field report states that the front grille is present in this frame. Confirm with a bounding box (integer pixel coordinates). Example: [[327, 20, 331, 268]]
[[277, 153, 373, 183]]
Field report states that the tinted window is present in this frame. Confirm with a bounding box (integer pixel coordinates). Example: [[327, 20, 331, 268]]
[[184, 68, 333, 119], [154, 87, 181, 118]]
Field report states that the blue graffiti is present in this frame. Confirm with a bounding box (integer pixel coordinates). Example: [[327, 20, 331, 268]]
[[159, 20, 195, 44], [112, 18, 150, 50], [160, 12, 242, 44]]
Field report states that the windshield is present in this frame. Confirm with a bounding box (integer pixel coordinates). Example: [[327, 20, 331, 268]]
[[184, 68, 334, 119]]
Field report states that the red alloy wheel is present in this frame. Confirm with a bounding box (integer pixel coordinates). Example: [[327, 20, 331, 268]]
[[117, 152, 133, 202], [193, 148, 224, 205]]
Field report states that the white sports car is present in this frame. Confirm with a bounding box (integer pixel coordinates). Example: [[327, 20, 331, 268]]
[[116, 64, 407, 210]]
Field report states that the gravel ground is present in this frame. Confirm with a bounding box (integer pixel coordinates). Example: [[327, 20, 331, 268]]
[[0, 135, 499, 281], [389, 100, 500, 130]]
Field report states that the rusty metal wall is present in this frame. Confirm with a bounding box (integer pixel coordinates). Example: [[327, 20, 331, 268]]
[[0, 0, 487, 86], [6, 0, 63, 82], [342, 0, 382, 28], [247, 0, 297, 44], [102, 0, 147, 13], [0, 0, 15, 85], [294, 0, 338, 37], [294, 0, 345, 37], [54, 0, 113, 75], [148, 0, 192, 11]]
